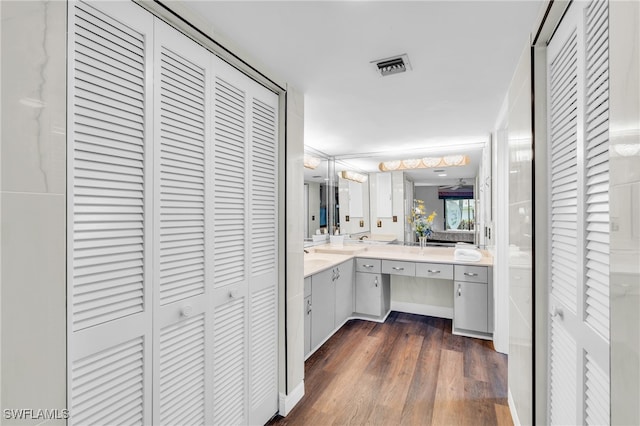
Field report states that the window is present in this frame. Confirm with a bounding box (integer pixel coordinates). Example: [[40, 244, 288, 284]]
[[444, 199, 475, 230]]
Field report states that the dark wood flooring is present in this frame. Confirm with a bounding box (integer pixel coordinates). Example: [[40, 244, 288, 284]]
[[269, 311, 512, 426]]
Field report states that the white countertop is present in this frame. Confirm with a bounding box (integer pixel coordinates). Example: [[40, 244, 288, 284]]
[[304, 243, 493, 277]]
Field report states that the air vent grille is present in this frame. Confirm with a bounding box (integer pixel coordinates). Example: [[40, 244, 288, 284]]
[[372, 54, 411, 77]]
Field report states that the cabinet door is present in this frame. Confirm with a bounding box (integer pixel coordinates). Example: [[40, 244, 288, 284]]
[[334, 261, 354, 326], [454, 281, 488, 333], [355, 273, 382, 317], [304, 296, 312, 357], [311, 268, 335, 350], [376, 173, 392, 217]]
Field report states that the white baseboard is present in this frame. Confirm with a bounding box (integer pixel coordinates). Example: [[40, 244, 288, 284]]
[[508, 388, 521, 426], [279, 380, 305, 417], [390, 301, 453, 319]]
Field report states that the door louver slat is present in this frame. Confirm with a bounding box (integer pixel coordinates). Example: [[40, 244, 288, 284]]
[[158, 47, 206, 306], [549, 29, 579, 313], [250, 99, 277, 276], [213, 77, 246, 288], [549, 318, 577, 425], [71, 337, 145, 426], [213, 298, 246, 425], [72, 1, 147, 332], [585, 352, 610, 426], [250, 287, 277, 410], [159, 315, 206, 425], [584, 0, 610, 341]]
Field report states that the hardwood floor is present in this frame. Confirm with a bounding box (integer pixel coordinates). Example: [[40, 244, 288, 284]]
[[269, 312, 512, 426]]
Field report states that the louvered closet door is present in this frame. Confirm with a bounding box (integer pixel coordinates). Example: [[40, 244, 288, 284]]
[[210, 56, 279, 426], [67, 2, 154, 424], [247, 78, 279, 425], [152, 20, 212, 426], [210, 56, 251, 426], [547, 1, 610, 424]]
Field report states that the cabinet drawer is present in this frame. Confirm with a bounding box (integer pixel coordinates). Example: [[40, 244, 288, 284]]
[[415, 262, 453, 280], [454, 265, 488, 283], [356, 258, 381, 274], [382, 260, 415, 276]]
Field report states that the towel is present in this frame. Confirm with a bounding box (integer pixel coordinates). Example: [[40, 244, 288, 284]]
[[454, 248, 482, 262]]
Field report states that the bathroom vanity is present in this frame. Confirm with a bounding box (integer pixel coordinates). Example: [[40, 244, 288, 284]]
[[303, 244, 493, 358]]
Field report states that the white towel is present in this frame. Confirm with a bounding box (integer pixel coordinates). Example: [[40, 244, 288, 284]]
[[454, 248, 482, 262]]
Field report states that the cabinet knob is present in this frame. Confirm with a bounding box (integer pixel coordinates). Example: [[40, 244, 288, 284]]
[[306, 300, 312, 315], [457, 284, 462, 297], [428, 269, 440, 274], [181, 306, 193, 317], [229, 290, 239, 299], [392, 267, 404, 271], [374, 277, 378, 287], [464, 272, 478, 277], [363, 264, 374, 268]]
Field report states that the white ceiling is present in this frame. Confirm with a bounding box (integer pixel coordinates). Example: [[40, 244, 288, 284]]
[[182, 0, 543, 180]]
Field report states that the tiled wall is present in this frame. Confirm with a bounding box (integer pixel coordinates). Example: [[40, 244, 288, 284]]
[[507, 44, 533, 425], [610, 2, 640, 423], [1, 1, 67, 423]]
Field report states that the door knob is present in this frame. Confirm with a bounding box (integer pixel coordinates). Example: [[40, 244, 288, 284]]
[[550, 305, 563, 319], [181, 306, 193, 317]]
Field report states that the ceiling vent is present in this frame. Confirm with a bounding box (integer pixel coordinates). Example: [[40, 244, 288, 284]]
[[372, 54, 411, 77]]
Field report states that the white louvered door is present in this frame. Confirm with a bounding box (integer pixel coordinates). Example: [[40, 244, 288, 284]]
[[247, 77, 279, 426], [210, 56, 279, 426], [210, 57, 250, 426], [152, 20, 212, 425], [69, 2, 279, 424], [547, 1, 610, 424], [67, 2, 154, 424]]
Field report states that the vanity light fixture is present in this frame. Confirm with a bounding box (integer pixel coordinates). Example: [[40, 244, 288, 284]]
[[340, 170, 368, 183], [378, 155, 470, 171], [304, 154, 322, 169]]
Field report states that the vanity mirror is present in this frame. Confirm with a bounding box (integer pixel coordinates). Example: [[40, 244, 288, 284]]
[[304, 143, 489, 247]]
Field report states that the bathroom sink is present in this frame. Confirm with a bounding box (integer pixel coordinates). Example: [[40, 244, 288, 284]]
[[304, 258, 333, 269], [314, 246, 367, 255]]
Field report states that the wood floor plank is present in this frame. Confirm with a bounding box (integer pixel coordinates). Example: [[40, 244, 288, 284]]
[[365, 333, 424, 425], [399, 347, 441, 425], [311, 331, 381, 417], [495, 403, 515, 426], [268, 313, 512, 426], [431, 349, 465, 426], [464, 337, 491, 383]]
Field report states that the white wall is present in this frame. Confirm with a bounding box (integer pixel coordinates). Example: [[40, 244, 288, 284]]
[[284, 86, 306, 408], [1, 1, 67, 422], [414, 186, 445, 231]]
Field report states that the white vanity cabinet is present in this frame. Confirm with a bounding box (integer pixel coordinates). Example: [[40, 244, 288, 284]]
[[453, 265, 493, 338], [355, 258, 390, 319], [310, 260, 354, 352], [304, 277, 312, 357], [310, 267, 336, 351], [334, 260, 355, 327]]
